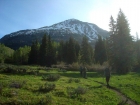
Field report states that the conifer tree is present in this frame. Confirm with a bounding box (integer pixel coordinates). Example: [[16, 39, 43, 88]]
[[57, 40, 65, 62], [135, 39, 140, 67], [80, 36, 93, 64], [46, 35, 56, 67], [66, 37, 77, 64], [108, 9, 134, 74], [94, 35, 107, 65], [109, 15, 116, 35], [39, 34, 48, 66], [28, 40, 40, 65]]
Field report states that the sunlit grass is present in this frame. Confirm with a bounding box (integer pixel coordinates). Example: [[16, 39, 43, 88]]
[[1, 69, 139, 104], [94, 72, 140, 104]]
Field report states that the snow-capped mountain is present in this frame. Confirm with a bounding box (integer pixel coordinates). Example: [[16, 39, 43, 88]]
[[0, 19, 109, 49]]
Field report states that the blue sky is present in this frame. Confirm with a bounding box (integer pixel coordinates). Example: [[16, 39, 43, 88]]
[[0, 0, 139, 38]]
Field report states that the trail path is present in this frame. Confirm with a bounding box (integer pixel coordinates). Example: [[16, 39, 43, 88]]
[[93, 80, 138, 105]]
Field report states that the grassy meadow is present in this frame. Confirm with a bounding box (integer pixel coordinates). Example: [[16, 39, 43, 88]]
[[0, 64, 139, 105]]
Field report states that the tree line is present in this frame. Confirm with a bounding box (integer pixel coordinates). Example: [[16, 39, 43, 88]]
[[0, 9, 140, 74]]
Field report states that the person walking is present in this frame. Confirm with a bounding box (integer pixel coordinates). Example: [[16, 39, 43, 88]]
[[83, 66, 87, 78], [79, 65, 83, 76], [104, 67, 111, 88]]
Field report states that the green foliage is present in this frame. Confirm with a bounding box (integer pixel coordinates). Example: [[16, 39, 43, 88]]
[[0, 84, 3, 94], [108, 9, 134, 74], [134, 39, 140, 70], [68, 78, 80, 83], [42, 74, 60, 81], [80, 36, 93, 64], [39, 82, 56, 92], [94, 35, 107, 65], [55, 90, 66, 97], [0, 43, 14, 63], [68, 78, 73, 83], [1, 88, 18, 98], [39, 34, 56, 66], [45, 93, 54, 104], [74, 78, 81, 83], [1, 68, 140, 104], [9, 80, 25, 88], [74, 86, 87, 96], [38, 94, 54, 105], [28, 40, 40, 65], [57, 37, 80, 64], [13, 46, 31, 64], [66, 86, 87, 98]]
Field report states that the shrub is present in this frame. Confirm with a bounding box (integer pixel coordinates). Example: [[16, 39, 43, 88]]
[[2, 89, 18, 97], [68, 78, 73, 83], [45, 93, 53, 104], [3, 66, 17, 73], [55, 90, 66, 97], [39, 83, 56, 92], [42, 74, 60, 81], [9, 80, 26, 88], [66, 86, 87, 98], [74, 79, 80, 83], [74, 86, 87, 96], [38, 93, 54, 105], [66, 87, 76, 98], [0, 84, 3, 94], [68, 78, 80, 83]]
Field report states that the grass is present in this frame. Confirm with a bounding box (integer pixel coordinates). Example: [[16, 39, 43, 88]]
[[94, 72, 140, 104], [0, 66, 139, 104]]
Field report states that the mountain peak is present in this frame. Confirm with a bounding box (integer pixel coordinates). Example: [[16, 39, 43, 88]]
[[0, 19, 109, 49]]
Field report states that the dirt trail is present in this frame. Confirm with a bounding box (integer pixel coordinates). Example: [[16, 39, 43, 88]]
[[93, 80, 138, 105]]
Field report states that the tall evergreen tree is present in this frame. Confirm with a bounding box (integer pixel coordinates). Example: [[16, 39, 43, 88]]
[[109, 15, 116, 35], [46, 35, 56, 67], [57, 37, 80, 64], [57, 40, 65, 62], [108, 9, 134, 74], [66, 37, 77, 64], [94, 35, 107, 65], [28, 40, 40, 65], [80, 36, 93, 64], [39, 34, 48, 66], [135, 39, 140, 67]]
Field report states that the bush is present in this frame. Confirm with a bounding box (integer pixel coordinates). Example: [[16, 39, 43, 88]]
[[9, 80, 26, 88], [66, 87, 76, 98], [45, 93, 53, 104], [39, 83, 56, 92], [0, 84, 3, 94], [68, 78, 80, 83], [2, 89, 18, 97], [55, 90, 66, 97], [3, 65, 17, 73], [74, 79, 80, 83], [42, 74, 60, 81], [66, 86, 87, 98], [74, 86, 87, 96], [38, 93, 54, 105], [68, 78, 73, 83]]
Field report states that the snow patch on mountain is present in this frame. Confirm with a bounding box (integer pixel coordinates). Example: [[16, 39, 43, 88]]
[[7, 19, 108, 41]]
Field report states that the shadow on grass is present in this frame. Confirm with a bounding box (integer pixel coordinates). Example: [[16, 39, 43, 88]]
[[60, 72, 103, 78], [0, 70, 105, 79], [88, 85, 103, 89]]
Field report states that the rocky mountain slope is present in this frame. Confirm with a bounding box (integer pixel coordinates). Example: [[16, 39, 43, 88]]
[[0, 19, 109, 50]]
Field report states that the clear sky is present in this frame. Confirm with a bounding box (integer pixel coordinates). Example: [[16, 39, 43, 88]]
[[0, 0, 139, 38]]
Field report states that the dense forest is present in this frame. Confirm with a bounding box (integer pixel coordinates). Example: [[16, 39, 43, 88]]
[[0, 9, 140, 74]]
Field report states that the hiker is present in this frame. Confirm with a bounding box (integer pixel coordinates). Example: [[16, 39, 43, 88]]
[[79, 65, 83, 76], [83, 66, 87, 78], [104, 67, 111, 88]]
